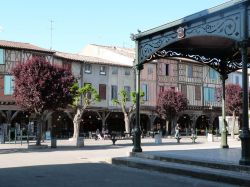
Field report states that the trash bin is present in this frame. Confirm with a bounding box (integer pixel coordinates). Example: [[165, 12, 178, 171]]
[[51, 138, 57, 148]]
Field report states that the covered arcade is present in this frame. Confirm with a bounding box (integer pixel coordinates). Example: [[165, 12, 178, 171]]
[[131, 0, 250, 165]]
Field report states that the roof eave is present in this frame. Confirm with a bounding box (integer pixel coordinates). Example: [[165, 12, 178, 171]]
[[134, 0, 247, 40]]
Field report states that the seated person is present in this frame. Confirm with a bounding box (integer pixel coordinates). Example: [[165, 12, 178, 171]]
[[95, 129, 103, 140]]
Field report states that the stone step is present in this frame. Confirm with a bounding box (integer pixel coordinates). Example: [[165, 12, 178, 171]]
[[110, 156, 250, 186], [130, 152, 250, 173]]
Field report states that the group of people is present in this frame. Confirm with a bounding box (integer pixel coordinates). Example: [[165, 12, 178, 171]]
[[95, 124, 194, 140], [175, 123, 196, 138], [95, 129, 110, 140]]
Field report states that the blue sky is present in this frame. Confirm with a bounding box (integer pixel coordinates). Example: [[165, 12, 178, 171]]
[[0, 0, 229, 53]]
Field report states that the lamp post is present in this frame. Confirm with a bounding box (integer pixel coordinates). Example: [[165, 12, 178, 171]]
[[132, 39, 143, 152], [239, 40, 250, 165], [220, 74, 229, 148]]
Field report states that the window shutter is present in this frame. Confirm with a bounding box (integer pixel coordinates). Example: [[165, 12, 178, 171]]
[[99, 84, 106, 100], [181, 85, 187, 98], [195, 86, 201, 100]]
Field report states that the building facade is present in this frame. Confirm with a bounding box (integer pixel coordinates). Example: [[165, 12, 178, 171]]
[[0, 40, 246, 140]]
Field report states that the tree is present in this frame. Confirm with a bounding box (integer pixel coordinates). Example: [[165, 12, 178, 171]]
[[12, 57, 76, 145], [217, 84, 242, 138], [71, 83, 100, 144], [113, 89, 144, 133], [156, 89, 188, 135]]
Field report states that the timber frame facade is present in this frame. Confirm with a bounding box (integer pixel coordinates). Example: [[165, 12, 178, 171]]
[[0, 39, 243, 141]]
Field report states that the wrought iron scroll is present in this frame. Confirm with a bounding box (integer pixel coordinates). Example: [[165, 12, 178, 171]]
[[186, 16, 240, 37], [138, 13, 241, 64], [146, 50, 182, 61], [139, 33, 177, 63], [145, 49, 244, 75], [188, 54, 242, 74]]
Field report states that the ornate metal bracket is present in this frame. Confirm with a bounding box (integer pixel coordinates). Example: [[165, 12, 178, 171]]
[[145, 49, 244, 75]]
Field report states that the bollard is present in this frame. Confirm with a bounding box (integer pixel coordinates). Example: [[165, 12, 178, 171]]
[[8, 130, 11, 144], [14, 128, 17, 144], [51, 138, 57, 148], [20, 130, 23, 146]]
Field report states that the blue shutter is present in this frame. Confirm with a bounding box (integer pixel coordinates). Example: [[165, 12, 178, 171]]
[[142, 84, 148, 101], [210, 88, 215, 101], [204, 87, 209, 102], [0, 49, 4, 64], [188, 65, 193, 78], [4, 75, 14, 95]]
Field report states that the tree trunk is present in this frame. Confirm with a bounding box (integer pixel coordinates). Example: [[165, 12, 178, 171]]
[[231, 111, 236, 139], [168, 118, 173, 135], [124, 113, 130, 133], [73, 108, 83, 139], [36, 116, 42, 146], [165, 120, 170, 135]]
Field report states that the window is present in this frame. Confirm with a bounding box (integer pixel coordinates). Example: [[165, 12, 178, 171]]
[[209, 68, 218, 79], [84, 83, 92, 99], [0, 49, 4, 64], [84, 64, 92, 74], [195, 85, 201, 100], [187, 65, 193, 78], [99, 84, 106, 100], [235, 75, 240, 85], [100, 66, 106, 75], [159, 86, 164, 92], [4, 75, 14, 95], [141, 84, 148, 101], [111, 85, 118, 100], [125, 68, 130, 75], [204, 87, 216, 102], [148, 66, 153, 75], [181, 85, 187, 98], [63, 62, 71, 71], [165, 64, 169, 76], [112, 67, 118, 74], [124, 86, 131, 101], [33, 54, 46, 60]]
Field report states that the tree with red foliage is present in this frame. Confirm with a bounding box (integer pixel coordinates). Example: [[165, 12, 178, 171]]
[[156, 89, 188, 135], [12, 57, 76, 145], [217, 84, 242, 138]]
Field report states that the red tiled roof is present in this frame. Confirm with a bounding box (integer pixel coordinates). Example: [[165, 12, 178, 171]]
[[55, 51, 132, 67], [0, 40, 53, 53]]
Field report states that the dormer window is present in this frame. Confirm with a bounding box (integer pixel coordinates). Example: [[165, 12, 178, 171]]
[[84, 64, 92, 74], [100, 66, 106, 75]]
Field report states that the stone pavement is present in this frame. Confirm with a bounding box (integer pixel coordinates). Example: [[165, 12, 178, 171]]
[[0, 135, 247, 186], [0, 136, 242, 167]]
